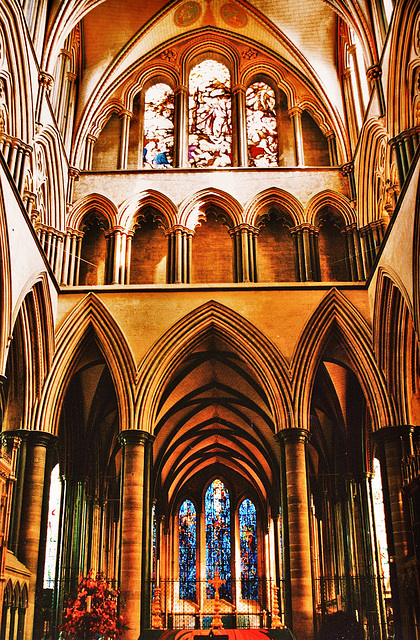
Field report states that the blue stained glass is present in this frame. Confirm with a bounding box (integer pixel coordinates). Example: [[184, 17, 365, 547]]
[[152, 504, 156, 591], [179, 499, 197, 600], [205, 479, 231, 600], [239, 499, 258, 599]]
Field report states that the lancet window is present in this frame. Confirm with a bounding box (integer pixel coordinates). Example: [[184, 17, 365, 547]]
[[205, 479, 231, 599], [239, 499, 258, 600], [143, 83, 174, 168], [179, 499, 197, 600], [188, 60, 232, 167], [246, 82, 278, 167]]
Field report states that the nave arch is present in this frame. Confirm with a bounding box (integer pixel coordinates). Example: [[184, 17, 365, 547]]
[[291, 287, 397, 432]]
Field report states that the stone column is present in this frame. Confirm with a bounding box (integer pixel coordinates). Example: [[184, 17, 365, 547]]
[[118, 110, 133, 170], [35, 71, 54, 124], [174, 85, 188, 167], [118, 430, 152, 640], [66, 166, 80, 209], [290, 223, 319, 281], [288, 107, 305, 166], [17, 432, 56, 640], [277, 429, 314, 640], [367, 64, 385, 118], [232, 84, 248, 167], [326, 131, 338, 166], [141, 434, 154, 629], [84, 135, 97, 170], [372, 427, 414, 640]]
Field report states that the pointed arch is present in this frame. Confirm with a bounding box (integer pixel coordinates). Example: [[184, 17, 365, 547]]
[[69, 193, 118, 231], [244, 188, 304, 227], [374, 267, 418, 424], [136, 300, 293, 435], [34, 293, 136, 435], [0, 0, 34, 141], [0, 173, 11, 378], [291, 288, 396, 431], [119, 190, 177, 230], [355, 118, 389, 227], [179, 189, 243, 230], [306, 190, 355, 227], [32, 127, 67, 231]]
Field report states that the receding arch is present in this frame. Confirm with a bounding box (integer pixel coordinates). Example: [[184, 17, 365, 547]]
[[179, 188, 242, 229], [34, 293, 136, 435], [135, 300, 293, 436], [245, 188, 304, 227], [291, 288, 397, 432], [119, 190, 177, 230], [70, 193, 118, 231], [306, 190, 355, 227]]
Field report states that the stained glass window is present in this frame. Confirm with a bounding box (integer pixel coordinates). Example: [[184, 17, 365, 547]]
[[239, 499, 258, 599], [143, 83, 174, 169], [205, 479, 231, 600], [179, 499, 197, 600], [43, 464, 61, 588], [189, 60, 232, 168], [246, 82, 278, 167], [372, 458, 391, 594]]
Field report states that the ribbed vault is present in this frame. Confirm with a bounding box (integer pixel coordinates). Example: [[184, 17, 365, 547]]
[[153, 333, 280, 519]]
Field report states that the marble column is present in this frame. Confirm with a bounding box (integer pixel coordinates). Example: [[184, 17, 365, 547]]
[[118, 430, 153, 640], [277, 429, 314, 640], [17, 432, 56, 640]]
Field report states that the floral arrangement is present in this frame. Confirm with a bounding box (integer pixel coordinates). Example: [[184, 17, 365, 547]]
[[60, 570, 125, 639]]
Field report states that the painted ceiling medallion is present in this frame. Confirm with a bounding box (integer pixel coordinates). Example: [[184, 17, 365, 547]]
[[221, 3, 247, 27], [174, 1, 202, 26]]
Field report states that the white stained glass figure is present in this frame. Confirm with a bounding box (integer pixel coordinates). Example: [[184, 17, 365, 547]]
[[372, 457, 391, 594], [143, 83, 174, 169], [189, 60, 232, 168], [246, 82, 278, 167], [43, 464, 61, 588]]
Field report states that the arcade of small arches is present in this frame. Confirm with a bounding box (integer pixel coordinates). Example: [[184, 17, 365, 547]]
[[54, 190, 362, 287]]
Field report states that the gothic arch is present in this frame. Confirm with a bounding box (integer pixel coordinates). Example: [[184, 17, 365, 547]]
[[291, 288, 397, 432], [387, 0, 420, 135], [34, 293, 136, 435], [356, 118, 389, 227], [119, 190, 177, 230], [0, 0, 34, 141], [32, 127, 67, 231], [0, 177, 11, 379], [306, 190, 355, 226], [244, 188, 304, 227], [70, 193, 118, 231], [124, 67, 178, 111], [136, 300, 293, 435], [412, 170, 420, 336], [374, 268, 419, 424], [180, 189, 242, 229]]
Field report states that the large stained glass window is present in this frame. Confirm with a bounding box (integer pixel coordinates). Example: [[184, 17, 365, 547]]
[[246, 82, 278, 167], [239, 499, 258, 599], [189, 60, 232, 168], [143, 83, 174, 169], [179, 499, 197, 600], [205, 479, 231, 599]]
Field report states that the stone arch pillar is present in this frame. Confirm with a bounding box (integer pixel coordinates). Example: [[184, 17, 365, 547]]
[[118, 430, 154, 640], [276, 428, 314, 640]]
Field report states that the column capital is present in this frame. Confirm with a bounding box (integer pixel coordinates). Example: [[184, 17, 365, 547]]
[[68, 166, 80, 181], [288, 106, 303, 118], [341, 161, 354, 176], [174, 84, 188, 96], [119, 109, 133, 120], [275, 427, 312, 445], [367, 64, 382, 82], [38, 71, 54, 92], [371, 425, 417, 446], [118, 429, 155, 448], [25, 430, 57, 448], [232, 83, 247, 95]]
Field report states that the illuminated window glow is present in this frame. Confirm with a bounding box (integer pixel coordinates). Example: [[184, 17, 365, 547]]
[[372, 458, 391, 594], [239, 499, 258, 599], [205, 479, 231, 599], [143, 83, 174, 169], [246, 82, 278, 167], [43, 464, 61, 589], [179, 499, 197, 600], [189, 60, 232, 168]]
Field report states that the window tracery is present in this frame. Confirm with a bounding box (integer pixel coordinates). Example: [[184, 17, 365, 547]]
[[205, 479, 231, 600], [188, 60, 232, 168], [246, 82, 278, 167]]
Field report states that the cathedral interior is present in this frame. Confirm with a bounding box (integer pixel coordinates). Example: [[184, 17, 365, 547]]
[[0, 0, 419, 639]]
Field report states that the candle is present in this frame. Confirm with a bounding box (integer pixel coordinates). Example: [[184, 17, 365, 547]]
[[156, 559, 160, 587], [86, 595, 92, 613]]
